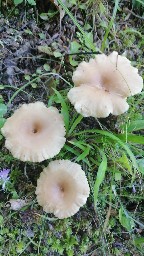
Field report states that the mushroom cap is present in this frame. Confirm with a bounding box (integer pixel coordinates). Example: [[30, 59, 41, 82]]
[[68, 85, 129, 118], [72, 51, 143, 97], [68, 51, 143, 118], [1, 102, 66, 162], [35, 160, 90, 219]]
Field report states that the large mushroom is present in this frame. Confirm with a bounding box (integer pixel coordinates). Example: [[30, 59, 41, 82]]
[[1, 102, 66, 162], [35, 160, 90, 219], [68, 51, 143, 118]]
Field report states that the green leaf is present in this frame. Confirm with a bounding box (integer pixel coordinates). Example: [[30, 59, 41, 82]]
[[127, 120, 144, 132], [0, 104, 7, 117], [119, 207, 135, 231], [14, 0, 23, 5], [0, 215, 3, 225], [94, 150, 107, 206], [137, 159, 144, 175], [53, 89, 69, 132], [64, 144, 90, 166], [40, 13, 49, 20], [43, 64, 50, 71], [0, 118, 6, 128], [38, 46, 53, 55], [68, 114, 83, 136], [76, 146, 90, 162], [118, 153, 132, 174], [27, 0, 36, 5], [70, 41, 81, 54], [134, 237, 144, 247], [117, 134, 144, 145], [24, 75, 31, 81], [69, 56, 79, 66], [73, 129, 140, 177], [115, 172, 121, 181], [84, 32, 94, 50], [53, 51, 62, 58]]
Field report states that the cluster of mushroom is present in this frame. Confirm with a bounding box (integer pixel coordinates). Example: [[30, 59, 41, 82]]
[[1, 51, 143, 219], [1, 102, 90, 219]]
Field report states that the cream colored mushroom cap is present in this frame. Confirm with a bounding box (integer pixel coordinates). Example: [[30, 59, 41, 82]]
[[1, 102, 66, 162], [35, 160, 90, 219], [68, 85, 129, 118], [72, 51, 143, 97]]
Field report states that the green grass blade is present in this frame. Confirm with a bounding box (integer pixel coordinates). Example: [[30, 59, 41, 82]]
[[127, 120, 144, 132], [94, 150, 107, 206], [117, 134, 144, 145], [53, 88, 69, 132], [101, 0, 119, 52], [68, 114, 83, 136], [76, 146, 90, 162], [73, 129, 140, 176]]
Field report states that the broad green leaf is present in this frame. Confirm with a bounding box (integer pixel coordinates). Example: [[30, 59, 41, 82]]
[[27, 0, 36, 5], [70, 41, 81, 54], [117, 134, 144, 145], [0, 118, 6, 128], [43, 64, 50, 71], [53, 51, 62, 58], [0, 104, 7, 117], [84, 32, 94, 50], [40, 13, 49, 21], [38, 46, 53, 55], [118, 153, 132, 174], [53, 89, 69, 132], [14, 0, 23, 5], [69, 56, 79, 66], [134, 237, 144, 247], [119, 207, 135, 231], [127, 120, 144, 132], [94, 150, 107, 206], [115, 172, 121, 181], [137, 159, 144, 175], [0, 215, 3, 225]]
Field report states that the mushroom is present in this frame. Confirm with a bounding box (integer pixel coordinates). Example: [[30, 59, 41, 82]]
[[35, 160, 90, 219], [67, 51, 143, 118], [1, 102, 66, 162]]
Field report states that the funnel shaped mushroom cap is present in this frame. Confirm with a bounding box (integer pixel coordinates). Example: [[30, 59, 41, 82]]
[[69, 52, 143, 118], [68, 85, 129, 118], [1, 102, 66, 162], [36, 160, 90, 219], [73, 51, 143, 97]]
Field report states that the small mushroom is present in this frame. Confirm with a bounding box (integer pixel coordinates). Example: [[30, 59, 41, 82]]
[[35, 160, 90, 219], [1, 102, 66, 162], [68, 51, 143, 118]]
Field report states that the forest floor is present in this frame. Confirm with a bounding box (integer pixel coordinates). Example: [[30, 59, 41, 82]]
[[0, 0, 144, 255]]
